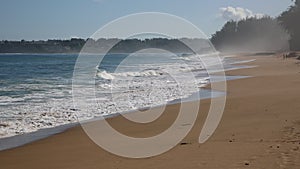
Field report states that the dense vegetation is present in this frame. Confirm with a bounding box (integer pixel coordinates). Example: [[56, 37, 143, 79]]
[[211, 0, 300, 52], [278, 0, 300, 50], [0, 38, 211, 54], [0, 39, 86, 53], [211, 17, 289, 52]]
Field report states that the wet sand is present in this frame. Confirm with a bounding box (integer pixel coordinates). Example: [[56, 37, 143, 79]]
[[1, 54, 300, 169]]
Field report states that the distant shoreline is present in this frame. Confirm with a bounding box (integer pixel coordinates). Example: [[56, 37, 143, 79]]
[[0, 52, 195, 55], [0, 38, 210, 54]]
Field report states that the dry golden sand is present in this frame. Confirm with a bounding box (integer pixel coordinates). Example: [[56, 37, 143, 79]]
[[1, 54, 300, 169]]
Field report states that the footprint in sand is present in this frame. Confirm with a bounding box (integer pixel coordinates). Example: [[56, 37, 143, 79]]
[[278, 121, 300, 168]]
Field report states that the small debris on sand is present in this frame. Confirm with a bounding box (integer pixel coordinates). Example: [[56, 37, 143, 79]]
[[292, 146, 299, 151], [244, 161, 250, 166]]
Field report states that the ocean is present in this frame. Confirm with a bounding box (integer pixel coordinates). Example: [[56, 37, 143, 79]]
[[0, 52, 251, 140]]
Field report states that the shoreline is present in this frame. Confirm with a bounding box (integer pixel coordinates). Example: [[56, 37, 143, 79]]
[[0, 73, 249, 151], [0, 55, 254, 148]]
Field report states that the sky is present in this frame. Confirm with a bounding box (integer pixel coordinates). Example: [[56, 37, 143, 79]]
[[0, 0, 293, 40]]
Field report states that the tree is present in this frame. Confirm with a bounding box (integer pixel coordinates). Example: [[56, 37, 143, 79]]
[[211, 17, 289, 52], [278, 0, 300, 50]]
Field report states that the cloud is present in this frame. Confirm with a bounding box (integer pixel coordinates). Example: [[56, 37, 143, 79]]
[[219, 6, 265, 21]]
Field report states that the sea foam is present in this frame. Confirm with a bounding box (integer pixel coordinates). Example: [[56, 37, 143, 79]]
[[0, 52, 230, 139]]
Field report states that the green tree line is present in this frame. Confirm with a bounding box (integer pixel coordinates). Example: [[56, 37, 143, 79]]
[[0, 38, 211, 54]]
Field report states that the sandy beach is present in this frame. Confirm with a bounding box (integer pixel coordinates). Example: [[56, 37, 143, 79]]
[[1, 54, 300, 169]]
